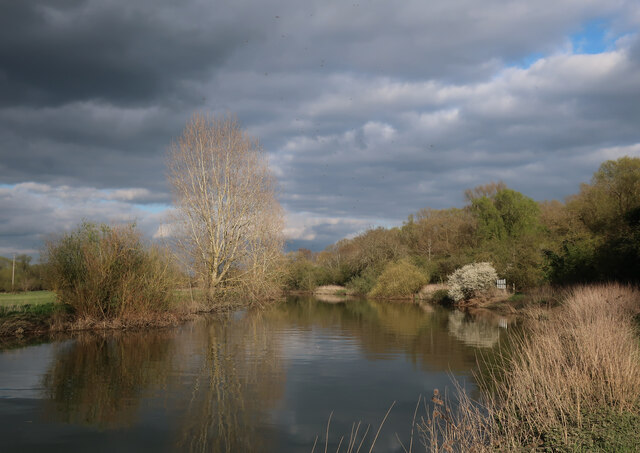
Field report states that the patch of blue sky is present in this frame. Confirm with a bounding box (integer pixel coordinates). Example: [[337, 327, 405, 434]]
[[509, 52, 545, 70], [571, 19, 617, 55], [94, 198, 113, 207], [0, 183, 15, 189], [506, 19, 622, 71]]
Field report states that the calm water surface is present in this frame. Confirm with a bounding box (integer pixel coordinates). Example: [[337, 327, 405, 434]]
[[0, 296, 514, 452]]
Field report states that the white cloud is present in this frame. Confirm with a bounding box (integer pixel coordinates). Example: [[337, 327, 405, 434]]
[[283, 211, 386, 250], [0, 183, 170, 257]]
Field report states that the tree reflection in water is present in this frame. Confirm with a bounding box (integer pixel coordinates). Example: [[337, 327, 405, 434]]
[[176, 310, 285, 453], [42, 330, 174, 428], [36, 297, 511, 451], [276, 296, 508, 372]]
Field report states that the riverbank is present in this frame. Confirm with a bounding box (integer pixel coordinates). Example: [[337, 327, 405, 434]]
[[290, 284, 546, 317], [0, 290, 251, 343]]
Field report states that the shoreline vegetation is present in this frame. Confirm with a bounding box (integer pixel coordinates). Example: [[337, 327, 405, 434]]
[[0, 220, 254, 342], [284, 156, 640, 302], [421, 283, 640, 452], [316, 284, 640, 452]]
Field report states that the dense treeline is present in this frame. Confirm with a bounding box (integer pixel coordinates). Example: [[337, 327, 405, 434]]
[[284, 156, 640, 294]]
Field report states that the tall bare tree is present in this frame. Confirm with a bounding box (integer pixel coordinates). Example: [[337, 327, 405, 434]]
[[167, 113, 284, 300]]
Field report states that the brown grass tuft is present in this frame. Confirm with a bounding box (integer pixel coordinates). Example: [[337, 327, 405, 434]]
[[420, 283, 640, 452]]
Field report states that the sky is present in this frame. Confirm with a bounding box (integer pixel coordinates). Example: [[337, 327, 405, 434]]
[[1, 0, 640, 256]]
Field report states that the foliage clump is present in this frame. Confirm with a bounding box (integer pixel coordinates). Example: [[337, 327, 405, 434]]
[[429, 288, 453, 305], [44, 222, 176, 319], [546, 156, 640, 284], [346, 268, 377, 295], [283, 251, 335, 291], [368, 260, 428, 299], [447, 262, 497, 302]]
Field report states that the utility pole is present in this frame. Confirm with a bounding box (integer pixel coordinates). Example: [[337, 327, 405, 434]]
[[11, 253, 15, 292]]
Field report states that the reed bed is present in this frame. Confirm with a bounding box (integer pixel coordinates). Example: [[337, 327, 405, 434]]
[[420, 283, 640, 452]]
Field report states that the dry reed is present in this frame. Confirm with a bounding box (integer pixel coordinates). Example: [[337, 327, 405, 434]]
[[312, 401, 396, 453], [420, 283, 640, 452]]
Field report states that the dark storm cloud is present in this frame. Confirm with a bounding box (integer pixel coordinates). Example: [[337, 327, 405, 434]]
[[1, 0, 640, 254], [0, 0, 253, 107], [0, 0, 261, 192], [0, 103, 184, 192]]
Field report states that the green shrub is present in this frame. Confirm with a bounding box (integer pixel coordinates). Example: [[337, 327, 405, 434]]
[[346, 266, 380, 295], [430, 289, 453, 305], [44, 222, 176, 319], [283, 256, 320, 291], [447, 262, 498, 302], [368, 260, 428, 299], [430, 256, 468, 283]]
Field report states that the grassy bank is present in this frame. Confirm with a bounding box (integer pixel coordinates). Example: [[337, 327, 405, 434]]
[[0, 291, 60, 337], [422, 283, 640, 452], [0, 290, 56, 306]]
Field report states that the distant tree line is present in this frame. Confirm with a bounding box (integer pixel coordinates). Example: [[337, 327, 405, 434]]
[[0, 254, 47, 292], [284, 156, 640, 294]]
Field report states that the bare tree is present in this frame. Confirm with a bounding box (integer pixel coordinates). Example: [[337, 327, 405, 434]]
[[167, 113, 284, 300]]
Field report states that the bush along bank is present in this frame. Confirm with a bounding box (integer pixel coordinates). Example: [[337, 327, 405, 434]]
[[1, 222, 184, 339], [44, 222, 177, 320]]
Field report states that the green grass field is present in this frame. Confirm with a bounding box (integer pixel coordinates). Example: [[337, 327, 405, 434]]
[[0, 291, 60, 322], [0, 289, 207, 310], [0, 291, 56, 306]]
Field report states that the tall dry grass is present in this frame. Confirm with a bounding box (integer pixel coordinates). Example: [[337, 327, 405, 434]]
[[420, 283, 640, 452]]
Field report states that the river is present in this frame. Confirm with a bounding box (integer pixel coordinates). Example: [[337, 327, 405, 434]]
[[0, 295, 514, 452]]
